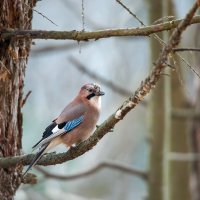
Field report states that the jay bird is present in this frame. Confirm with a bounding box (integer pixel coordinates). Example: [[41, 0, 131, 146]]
[[23, 83, 104, 176]]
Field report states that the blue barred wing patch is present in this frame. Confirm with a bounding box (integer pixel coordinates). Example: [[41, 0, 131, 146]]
[[64, 115, 84, 133], [32, 115, 84, 150]]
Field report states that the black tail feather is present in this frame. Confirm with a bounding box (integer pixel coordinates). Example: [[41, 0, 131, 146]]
[[32, 122, 56, 149], [23, 144, 49, 176], [32, 138, 43, 149]]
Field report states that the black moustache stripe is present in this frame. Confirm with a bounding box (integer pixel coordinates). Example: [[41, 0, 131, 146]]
[[86, 93, 96, 100]]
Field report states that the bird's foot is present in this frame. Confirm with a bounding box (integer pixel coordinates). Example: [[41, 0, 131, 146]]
[[96, 125, 100, 128], [69, 144, 77, 150], [108, 128, 114, 132]]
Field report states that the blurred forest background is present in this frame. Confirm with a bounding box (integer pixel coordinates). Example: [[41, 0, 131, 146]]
[[14, 0, 200, 200]]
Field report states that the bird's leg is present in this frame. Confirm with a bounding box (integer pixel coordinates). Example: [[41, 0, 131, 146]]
[[75, 139, 83, 147], [69, 143, 79, 150], [71, 144, 77, 148], [96, 125, 100, 128], [108, 126, 114, 132]]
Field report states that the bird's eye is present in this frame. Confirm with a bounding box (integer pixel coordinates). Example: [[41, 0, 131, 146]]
[[88, 89, 93, 93]]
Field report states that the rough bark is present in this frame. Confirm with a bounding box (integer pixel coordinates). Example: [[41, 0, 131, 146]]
[[0, 0, 35, 199]]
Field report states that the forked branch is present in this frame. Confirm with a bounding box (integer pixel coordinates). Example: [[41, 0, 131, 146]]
[[0, 1, 199, 170]]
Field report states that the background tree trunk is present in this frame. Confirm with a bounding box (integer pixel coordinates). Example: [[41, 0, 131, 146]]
[[169, 58, 191, 200], [0, 1, 35, 199], [165, 1, 191, 200], [148, 0, 164, 200], [148, 0, 191, 200], [191, 19, 200, 200]]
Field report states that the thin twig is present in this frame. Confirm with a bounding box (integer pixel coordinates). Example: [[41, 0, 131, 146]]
[[116, 0, 200, 78], [116, 0, 165, 46], [173, 48, 200, 52], [116, 0, 144, 26], [21, 91, 32, 107], [24, 3, 58, 26], [0, 1, 198, 169], [35, 160, 148, 181], [62, 1, 105, 30], [69, 57, 132, 96], [81, 0, 85, 31], [153, 16, 175, 24], [177, 54, 200, 79], [1, 16, 200, 40]]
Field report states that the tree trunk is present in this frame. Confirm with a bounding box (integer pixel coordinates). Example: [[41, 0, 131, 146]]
[[149, 0, 191, 200], [166, 1, 191, 199], [148, 0, 191, 199], [191, 18, 200, 200], [170, 62, 191, 200], [148, 0, 164, 199], [0, 0, 35, 199]]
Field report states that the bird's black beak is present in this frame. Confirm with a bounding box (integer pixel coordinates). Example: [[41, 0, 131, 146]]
[[97, 91, 105, 96]]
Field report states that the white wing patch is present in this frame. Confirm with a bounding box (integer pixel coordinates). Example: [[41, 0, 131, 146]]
[[33, 116, 84, 150]]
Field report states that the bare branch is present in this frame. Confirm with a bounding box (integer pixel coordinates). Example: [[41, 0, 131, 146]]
[[1, 15, 200, 41], [0, 1, 198, 170], [153, 16, 175, 24], [173, 48, 200, 52], [116, 0, 200, 78], [177, 54, 200, 78], [116, 0, 165, 46], [69, 57, 132, 96], [21, 91, 32, 107], [35, 160, 148, 181]]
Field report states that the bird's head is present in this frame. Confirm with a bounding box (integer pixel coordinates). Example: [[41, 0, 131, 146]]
[[79, 83, 105, 101]]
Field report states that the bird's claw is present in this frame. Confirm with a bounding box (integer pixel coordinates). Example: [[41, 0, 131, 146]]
[[96, 125, 100, 128], [69, 144, 77, 150], [109, 128, 114, 132]]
